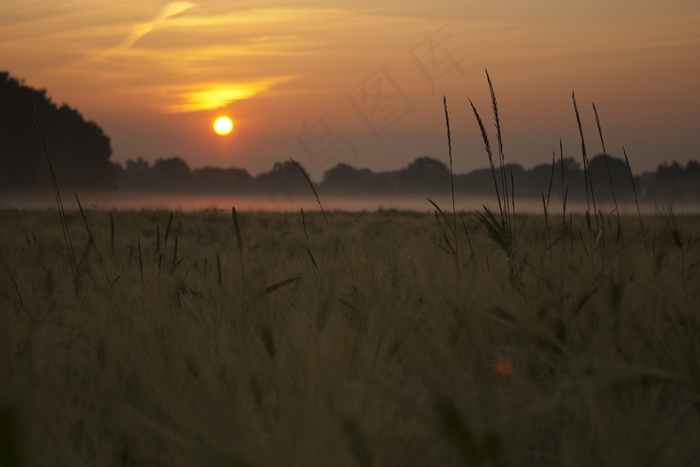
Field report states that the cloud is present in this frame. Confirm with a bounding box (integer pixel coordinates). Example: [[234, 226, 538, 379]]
[[163, 76, 299, 113], [122, 1, 194, 49]]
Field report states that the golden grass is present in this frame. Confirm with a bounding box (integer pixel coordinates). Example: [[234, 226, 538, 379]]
[[1, 208, 699, 466]]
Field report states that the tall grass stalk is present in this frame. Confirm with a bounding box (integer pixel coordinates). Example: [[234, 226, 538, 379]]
[[443, 96, 459, 269], [623, 148, 650, 257], [75, 194, 109, 286], [559, 139, 569, 276], [163, 211, 174, 258], [546, 151, 556, 208], [300, 208, 319, 278], [572, 92, 599, 239], [542, 193, 550, 245], [33, 107, 77, 284], [542, 152, 556, 249], [291, 158, 355, 282], [170, 236, 179, 274], [1, 253, 28, 317], [469, 71, 515, 261], [429, 198, 457, 257], [593, 102, 622, 238], [290, 158, 335, 242], [560, 139, 566, 233], [228, 207, 256, 385], [468, 100, 501, 217], [460, 215, 475, 259], [488, 70, 513, 234], [231, 207, 244, 287]]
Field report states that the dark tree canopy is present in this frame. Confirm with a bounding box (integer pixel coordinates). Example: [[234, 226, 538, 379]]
[[587, 154, 635, 201], [0, 71, 118, 191], [401, 156, 451, 192], [117, 156, 253, 193], [251, 160, 311, 194]]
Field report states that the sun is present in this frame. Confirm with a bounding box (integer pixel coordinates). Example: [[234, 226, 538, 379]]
[[213, 116, 234, 136]]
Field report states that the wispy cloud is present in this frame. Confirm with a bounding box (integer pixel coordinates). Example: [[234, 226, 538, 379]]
[[163, 76, 299, 113], [122, 1, 194, 49]]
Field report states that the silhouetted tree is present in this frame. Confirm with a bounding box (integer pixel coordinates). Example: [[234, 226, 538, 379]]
[[320, 163, 374, 192], [118, 157, 151, 191], [454, 168, 494, 193], [400, 156, 450, 192], [125, 157, 150, 172], [645, 160, 700, 201], [148, 156, 190, 190], [0, 71, 118, 191], [587, 154, 634, 202], [190, 167, 252, 193], [153, 156, 190, 176], [252, 160, 311, 194], [118, 157, 253, 193]]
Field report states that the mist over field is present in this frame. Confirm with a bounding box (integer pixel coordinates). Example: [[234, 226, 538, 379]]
[[4, 191, 700, 215]]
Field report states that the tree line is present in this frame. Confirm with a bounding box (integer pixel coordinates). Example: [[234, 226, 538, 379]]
[[115, 154, 700, 203], [2, 70, 698, 202]]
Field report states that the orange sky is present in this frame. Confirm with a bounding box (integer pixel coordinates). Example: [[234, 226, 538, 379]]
[[2, 0, 699, 179]]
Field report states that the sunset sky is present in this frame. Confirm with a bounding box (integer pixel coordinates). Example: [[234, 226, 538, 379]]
[[2, 0, 699, 180]]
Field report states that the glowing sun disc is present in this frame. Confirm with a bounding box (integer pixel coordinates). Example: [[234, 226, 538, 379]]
[[213, 116, 233, 135]]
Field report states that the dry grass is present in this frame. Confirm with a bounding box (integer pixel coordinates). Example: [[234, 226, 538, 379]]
[[1, 207, 699, 466]]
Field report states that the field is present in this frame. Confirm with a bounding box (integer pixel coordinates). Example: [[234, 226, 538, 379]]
[[1, 205, 700, 466]]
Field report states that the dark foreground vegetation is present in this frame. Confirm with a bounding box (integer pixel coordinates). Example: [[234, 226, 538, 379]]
[[1, 206, 700, 466]]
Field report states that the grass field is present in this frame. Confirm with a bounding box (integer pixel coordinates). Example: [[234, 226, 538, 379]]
[[1, 205, 700, 466]]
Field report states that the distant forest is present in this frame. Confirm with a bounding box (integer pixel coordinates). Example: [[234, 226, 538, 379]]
[[2, 71, 699, 203]]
